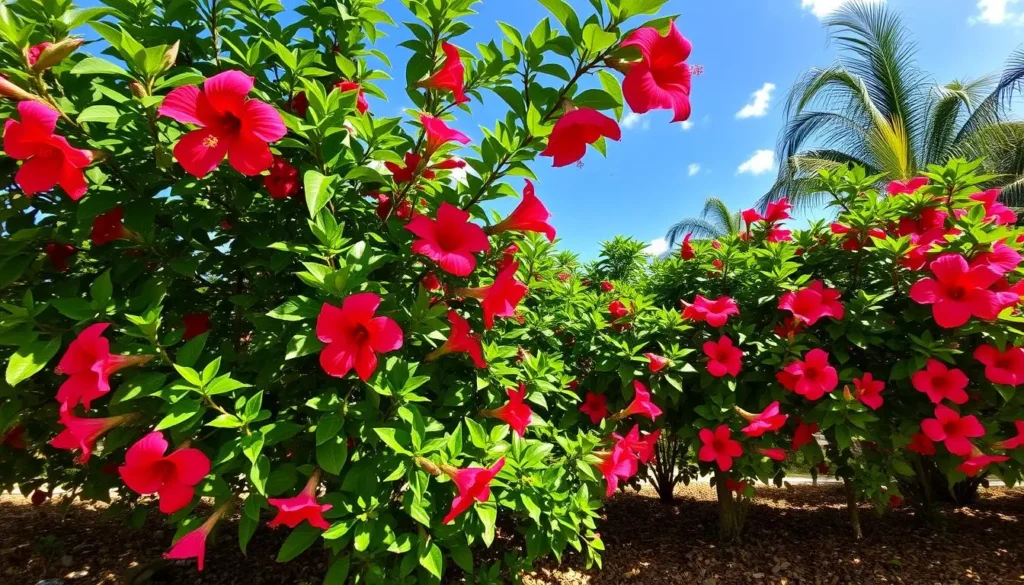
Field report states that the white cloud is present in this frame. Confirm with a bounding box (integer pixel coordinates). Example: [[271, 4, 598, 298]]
[[736, 83, 776, 119], [737, 150, 776, 175], [622, 112, 650, 130], [800, 0, 884, 18], [688, 163, 701, 176], [642, 237, 669, 256], [971, 0, 1023, 24], [679, 120, 694, 131]]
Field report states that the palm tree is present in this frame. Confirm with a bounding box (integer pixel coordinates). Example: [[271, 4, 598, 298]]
[[665, 196, 741, 246], [762, 1, 1024, 209]]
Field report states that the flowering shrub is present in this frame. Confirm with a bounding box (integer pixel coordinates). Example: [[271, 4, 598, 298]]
[[554, 160, 1024, 541], [0, 0, 693, 580]]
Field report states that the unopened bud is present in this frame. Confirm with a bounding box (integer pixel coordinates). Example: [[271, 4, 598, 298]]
[[0, 75, 36, 102], [603, 56, 632, 75], [32, 37, 84, 73], [159, 41, 179, 73], [128, 81, 147, 98], [842, 385, 854, 402]]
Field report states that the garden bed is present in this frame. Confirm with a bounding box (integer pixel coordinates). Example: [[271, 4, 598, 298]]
[[3, 482, 1021, 585]]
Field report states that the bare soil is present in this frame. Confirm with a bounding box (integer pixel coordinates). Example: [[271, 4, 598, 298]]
[[2, 482, 1022, 585]]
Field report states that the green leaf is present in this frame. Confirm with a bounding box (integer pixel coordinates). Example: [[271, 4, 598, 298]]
[[154, 399, 201, 431], [316, 413, 344, 446], [276, 523, 321, 562], [250, 454, 270, 495], [173, 364, 203, 387], [537, 0, 580, 38], [285, 331, 324, 360], [616, 0, 669, 19], [374, 428, 411, 455], [419, 542, 443, 580], [304, 170, 336, 219], [316, 435, 348, 474], [71, 56, 128, 76], [205, 375, 250, 395], [6, 337, 61, 386], [78, 105, 120, 124], [323, 556, 350, 585], [450, 545, 473, 573], [175, 332, 208, 368], [90, 270, 113, 306], [268, 296, 321, 321], [581, 22, 616, 54]]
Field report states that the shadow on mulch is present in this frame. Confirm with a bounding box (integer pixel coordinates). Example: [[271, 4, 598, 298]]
[[525, 483, 1024, 585], [1, 483, 1022, 585]]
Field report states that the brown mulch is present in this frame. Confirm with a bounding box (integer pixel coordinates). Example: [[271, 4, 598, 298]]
[[2, 483, 1022, 585]]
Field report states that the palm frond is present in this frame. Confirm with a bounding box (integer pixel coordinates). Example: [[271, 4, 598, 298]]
[[867, 114, 914, 179], [665, 218, 721, 246], [760, 150, 875, 210], [924, 78, 994, 165], [700, 197, 741, 236], [825, 1, 928, 156], [955, 47, 1024, 146]]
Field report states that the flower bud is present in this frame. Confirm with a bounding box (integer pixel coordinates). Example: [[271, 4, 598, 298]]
[[31, 37, 84, 73], [128, 81, 147, 98], [159, 40, 179, 74], [0, 75, 36, 102]]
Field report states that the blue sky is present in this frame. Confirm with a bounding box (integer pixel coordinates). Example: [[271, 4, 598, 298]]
[[78, 0, 1024, 259], [359, 0, 1024, 259]]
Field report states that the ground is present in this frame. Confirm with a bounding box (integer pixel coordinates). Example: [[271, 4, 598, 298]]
[[1, 482, 1022, 585]]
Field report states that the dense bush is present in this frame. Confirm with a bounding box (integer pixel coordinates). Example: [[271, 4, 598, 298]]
[[0, 0, 692, 581]]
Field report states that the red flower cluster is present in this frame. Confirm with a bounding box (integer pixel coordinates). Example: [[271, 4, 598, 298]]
[[682, 295, 739, 327]]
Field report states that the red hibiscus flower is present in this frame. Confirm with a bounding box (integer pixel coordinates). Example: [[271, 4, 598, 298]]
[[909, 254, 1002, 328], [645, 353, 670, 373], [579, 392, 609, 424], [1, 424, 27, 450], [907, 432, 936, 455], [182, 312, 211, 341], [158, 70, 287, 177], [608, 300, 630, 321], [316, 293, 404, 381], [764, 198, 793, 223], [287, 91, 308, 117], [970, 189, 1017, 225], [486, 180, 556, 242], [920, 404, 985, 457], [993, 420, 1024, 450], [971, 240, 1022, 278], [792, 419, 818, 450], [421, 114, 471, 155], [682, 294, 739, 327], [774, 316, 805, 340], [4, 101, 92, 199], [974, 344, 1024, 386], [777, 349, 838, 400], [831, 222, 886, 251], [91, 206, 128, 246], [633, 428, 661, 464], [55, 323, 152, 409], [386, 152, 429, 184], [765, 227, 792, 243], [405, 202, 489, 277], [119, 431, 210, 514], [852, 373, 885, 410], [50, 404, 135, 464], [680, 233, 695, 260], [417, 42, 468, 105], [742, 208, 763, 230], [725, 478, 748, 493], [698, 425, 743, 471], [600, 281, 614, 292], [596, 440, 638, 497], [456, 262, 529, 329], [263, 156, 300, 199], [620, 22, 692, 122], [887, 177, 928, 195], [334, 80, 369, 113], [163, 504, 229, 571], [737, 401, 788, 438], [421, 272, 442, 292], [778, 280, 845, 326], [910, 358, 968, 404], [956, 446, 1010, 477], [495, 244, 519, 271], [44, 243, 76, 272], [540, 107, 621, 167], [702, 335, 743, 378], [619, 380, 662, 421], [425, 310, 486, 368], [487, 383, 533, 437], [442, 458, 504, 524], [268, 470, 332, 530], [756, 446, 787, 461]]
